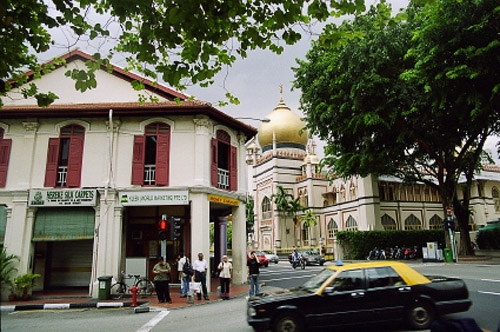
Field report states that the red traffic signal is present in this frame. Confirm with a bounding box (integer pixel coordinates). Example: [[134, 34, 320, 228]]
[[158, 219, 168, 231]]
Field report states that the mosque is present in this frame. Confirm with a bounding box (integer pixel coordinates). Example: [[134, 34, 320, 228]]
[[245, 89, 500, 259]]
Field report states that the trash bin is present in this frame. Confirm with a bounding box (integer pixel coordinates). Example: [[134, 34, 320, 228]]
[[443, 248, 453, 262], [98, 276, 112, 300]]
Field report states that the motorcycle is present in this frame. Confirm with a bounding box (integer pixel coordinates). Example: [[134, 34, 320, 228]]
[[291, 255, 306, 269]]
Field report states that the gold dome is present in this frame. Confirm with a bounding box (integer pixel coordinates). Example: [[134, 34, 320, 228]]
[[258, 95, 308, 148]]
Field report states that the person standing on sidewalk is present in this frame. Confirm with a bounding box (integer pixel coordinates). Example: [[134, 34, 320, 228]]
[[193, 252, 209, 300], [176, 252, 190, 298], [218, 255, 233, 300], [247, 251, 261, 297], [153, 256, 172, 304]]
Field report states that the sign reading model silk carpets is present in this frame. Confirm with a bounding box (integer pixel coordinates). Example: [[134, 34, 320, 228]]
[[29, 189, 97, 207]]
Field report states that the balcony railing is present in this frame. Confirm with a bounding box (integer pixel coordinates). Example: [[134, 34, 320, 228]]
[[217, 168, 229, 189], [144, 164, 156, 185], [57, 166, 68, 186]]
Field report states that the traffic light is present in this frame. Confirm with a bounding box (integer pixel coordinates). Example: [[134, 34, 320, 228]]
[[158, 218, 168, 240], [444, 216, 455, 231], [171, 217, 181, 240]]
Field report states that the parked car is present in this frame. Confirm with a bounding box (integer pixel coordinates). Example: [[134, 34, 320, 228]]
[[247, 261, 471, 332], [248, 250, 269, 267], [288, 250, 325, 266], [262, 251, 279, 264]]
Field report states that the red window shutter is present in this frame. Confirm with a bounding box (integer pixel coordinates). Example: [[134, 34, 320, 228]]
[[0, 139, 12, 187], [156, 133, 170, 186], [132, 135, 146, 185], [229, 145, 237, 191], [211, 138, 218, 187], [44, 138, 60, 187], [66, 135, 84, 187]]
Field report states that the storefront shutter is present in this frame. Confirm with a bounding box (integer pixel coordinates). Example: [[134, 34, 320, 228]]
[[32, 207, 95, 241]]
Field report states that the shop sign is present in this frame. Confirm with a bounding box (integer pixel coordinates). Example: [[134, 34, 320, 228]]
[[208, 194, 239, 206], [120, 190, 189, 206], [29, 189, 97, 207]]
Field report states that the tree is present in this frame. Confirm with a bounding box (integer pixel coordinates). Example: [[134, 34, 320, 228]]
[[0, 0, 370, 108], [294, 0, 500, 256], [271, 185, 305, 247]]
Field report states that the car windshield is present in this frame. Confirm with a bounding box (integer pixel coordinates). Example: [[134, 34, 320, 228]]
[[300, 268, 336, 293]]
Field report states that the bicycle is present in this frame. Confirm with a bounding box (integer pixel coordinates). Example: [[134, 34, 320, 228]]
[[110, 271, 155, 300]]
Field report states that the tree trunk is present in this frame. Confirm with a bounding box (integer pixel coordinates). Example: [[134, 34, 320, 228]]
[[453, 199, 474, 256]]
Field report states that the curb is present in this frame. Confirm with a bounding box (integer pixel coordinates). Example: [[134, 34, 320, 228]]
[[0, 301, 146, 312]]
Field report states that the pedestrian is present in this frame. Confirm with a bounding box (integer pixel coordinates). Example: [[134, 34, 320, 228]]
[[218, 255, 233, 300], [153, 256, 172, 304], [247, 251, 261, 297], [192, 252, 209, 300], [176, 251, 190, 298]]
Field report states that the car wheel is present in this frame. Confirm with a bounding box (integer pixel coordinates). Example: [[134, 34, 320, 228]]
[[406, 301, 435, 330], [319, 262, 324, 266], [274, 313, 303, 332]]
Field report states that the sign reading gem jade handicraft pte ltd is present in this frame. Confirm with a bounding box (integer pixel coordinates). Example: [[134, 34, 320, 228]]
[[120, 190, 189, 206], [28, 189, 97, 207]]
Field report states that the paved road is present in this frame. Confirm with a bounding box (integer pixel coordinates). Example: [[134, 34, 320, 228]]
[[2, 261, 499, 332]]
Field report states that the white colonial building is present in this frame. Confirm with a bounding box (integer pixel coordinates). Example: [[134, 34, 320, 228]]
[[0, 50, 256, 299], [246, 92, 500, 259]]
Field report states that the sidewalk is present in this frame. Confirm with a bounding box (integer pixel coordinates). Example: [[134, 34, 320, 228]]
[[1, 279, 250, 312]]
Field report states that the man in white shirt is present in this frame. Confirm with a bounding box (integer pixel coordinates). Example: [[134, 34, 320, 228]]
[[176, 252, 189, 298], [192, 252, 209, 300]]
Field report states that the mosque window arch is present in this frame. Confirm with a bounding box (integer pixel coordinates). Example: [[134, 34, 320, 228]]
[[404, 214, 422, 230], [327, 218, 339, 238], [340, 185, 346, 202], [345, 216, 358, 231], [261, 196, 272, 220], [429, 214, 442, 230], [381, 214, 397, 230], [349, 182, 356, 200]]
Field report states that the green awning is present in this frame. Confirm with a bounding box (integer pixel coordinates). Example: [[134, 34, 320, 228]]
[[0, 205, 6, 245], [33, 207, 95, 241]]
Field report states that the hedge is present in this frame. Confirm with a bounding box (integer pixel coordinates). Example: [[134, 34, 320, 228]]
[[336, 230, 445, 260], [476, 229, 500, 249]]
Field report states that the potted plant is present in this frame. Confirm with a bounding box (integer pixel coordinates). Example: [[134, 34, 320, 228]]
[[13, 273, 41, 300], [0, 248, 19, 301]]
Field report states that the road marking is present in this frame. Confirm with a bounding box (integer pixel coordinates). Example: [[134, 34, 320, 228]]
[[481, 279, 500, 283], [135, 310, 169, 332], [478, 291, 500, 296]]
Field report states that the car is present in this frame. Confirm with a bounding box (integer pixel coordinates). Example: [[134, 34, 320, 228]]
[[288, 250, 325, 266], [247, 261, 471, 332], [262, 251, 279, 264], [248, 250, 269, 267], [479, 219, 500, 231]]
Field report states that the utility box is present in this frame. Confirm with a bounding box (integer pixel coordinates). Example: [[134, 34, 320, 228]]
[[98, 276, 112, 300], [427, 242, 438, 260]]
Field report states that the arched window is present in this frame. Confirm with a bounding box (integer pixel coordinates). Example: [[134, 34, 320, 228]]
[[345, 216, 358, 231], [45, 124, 85, 187], [327, 218, 339, 238], [404, 214, 422, 230], [261, 197, 271, 220], [429, 215, 442, 230], [303, 189, 308, 207], [381, 214, 397, 230], [211, 129, 237, 190], [132, 122, 171, 186], [492, 186, 500, 212], [340, 185, 346, 202]]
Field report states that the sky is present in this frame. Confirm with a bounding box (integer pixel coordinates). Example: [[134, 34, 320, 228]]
[[38, 0, 499, 163]]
